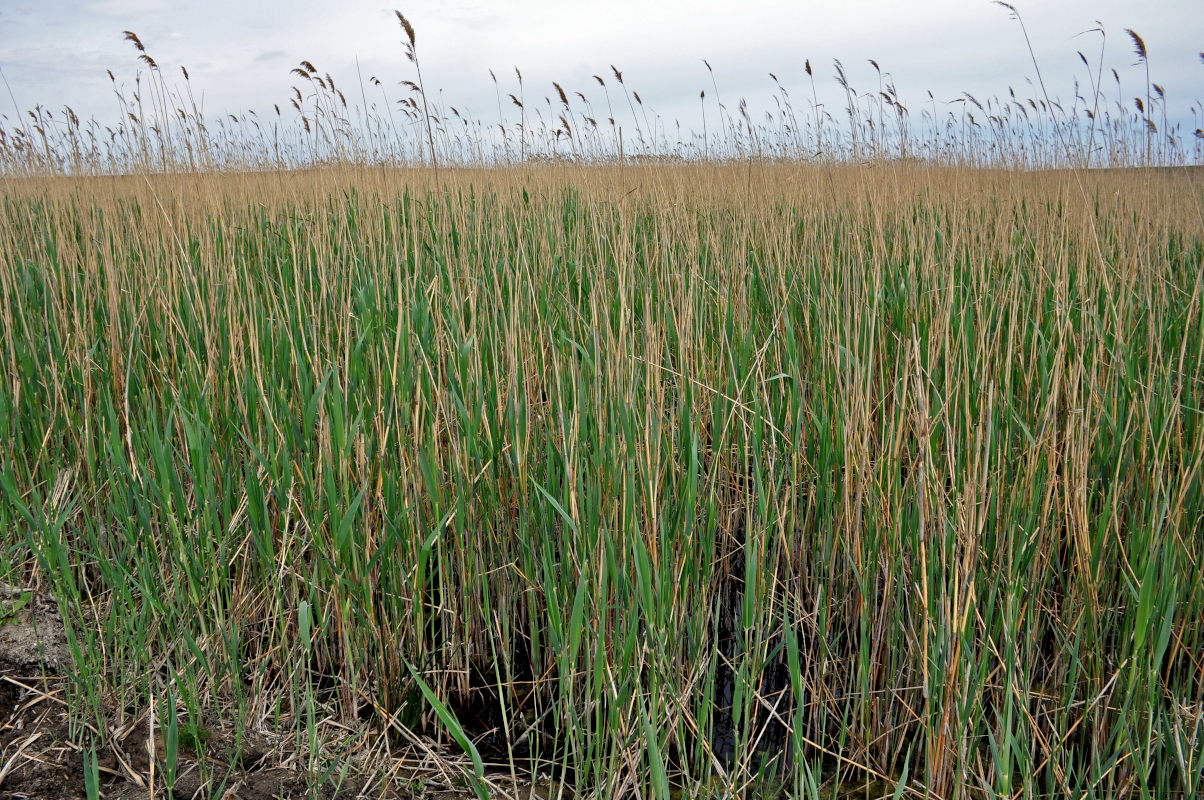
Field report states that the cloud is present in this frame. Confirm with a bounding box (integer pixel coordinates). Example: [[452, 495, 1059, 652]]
[[83, 0, 167, 16], [255, 50, 288, 64]]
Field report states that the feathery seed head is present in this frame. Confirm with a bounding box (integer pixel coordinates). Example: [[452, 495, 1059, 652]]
[[395, 11, 416, 46], [1125, 29, 1147, 63]]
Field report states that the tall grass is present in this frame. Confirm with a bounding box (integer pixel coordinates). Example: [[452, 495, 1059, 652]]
[[2, 163, 1201, 798], [1, 10, 1203, 800]]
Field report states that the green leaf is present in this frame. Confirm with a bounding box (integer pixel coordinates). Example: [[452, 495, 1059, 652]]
[[637, 695, 670, 800], [567, 566, 590, 663], [531, 478, 579, 538], [0, 591, 31, 623], [405, 662, 489, 800]]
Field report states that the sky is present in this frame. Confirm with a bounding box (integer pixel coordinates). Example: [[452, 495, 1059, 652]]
[[1, 0, 1202, 147]]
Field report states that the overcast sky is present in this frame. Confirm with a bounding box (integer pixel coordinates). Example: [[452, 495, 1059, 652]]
[[2, 1, 1202, 143]]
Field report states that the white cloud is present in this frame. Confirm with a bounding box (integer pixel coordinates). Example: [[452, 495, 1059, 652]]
[[83, 0, 168, 16]]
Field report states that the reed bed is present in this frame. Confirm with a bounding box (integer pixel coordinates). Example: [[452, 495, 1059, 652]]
[[2, 162, 1202, 798], [1, 9, 1204, 799]]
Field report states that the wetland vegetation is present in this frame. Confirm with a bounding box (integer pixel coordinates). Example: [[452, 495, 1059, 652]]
[[1, 8, 1202, 800]]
